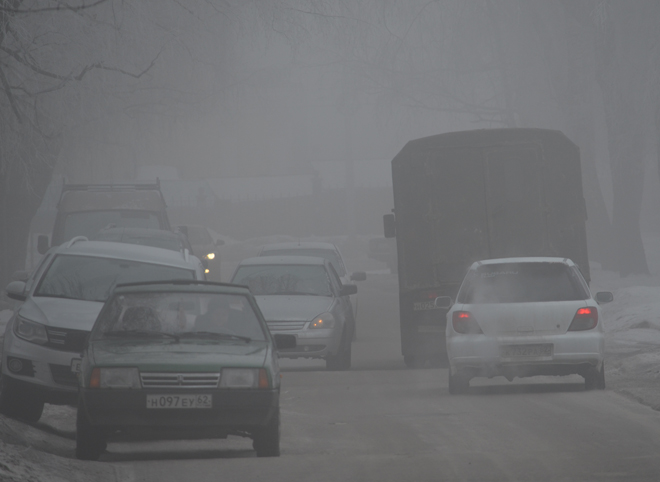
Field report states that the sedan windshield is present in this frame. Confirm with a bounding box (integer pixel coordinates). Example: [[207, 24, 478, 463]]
[[35, 255, 194, 302], [458, 263, 589, 304], [233, 264, 333, 296], [92, 292, 266, 341]]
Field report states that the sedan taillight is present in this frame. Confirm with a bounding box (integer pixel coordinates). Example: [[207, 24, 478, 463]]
[[452, 311, 483, 334], [568, 307, 598, 331]]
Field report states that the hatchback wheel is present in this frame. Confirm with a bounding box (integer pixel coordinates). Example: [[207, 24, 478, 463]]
[[448, 372, 470, 395], [76, 405, 107, 461], [253, 410, 280, 457], [584, 364, 605, 391]]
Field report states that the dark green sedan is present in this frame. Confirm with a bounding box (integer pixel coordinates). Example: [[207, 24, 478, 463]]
[[76, 280, 295, 460]]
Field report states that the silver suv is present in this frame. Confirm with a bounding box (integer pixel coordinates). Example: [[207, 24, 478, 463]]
[[2, 238, 205, 422]]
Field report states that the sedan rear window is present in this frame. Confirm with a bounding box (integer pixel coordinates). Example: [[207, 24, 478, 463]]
[[35, 255, 194, 302], [457, 263, 589, 304]]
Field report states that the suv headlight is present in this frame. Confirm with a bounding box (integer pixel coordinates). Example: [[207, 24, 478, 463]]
[[309, 312, 335, 329], [90, 367, 141, 389], [206, 252, 216, 260], [14, 316, 48, 345]]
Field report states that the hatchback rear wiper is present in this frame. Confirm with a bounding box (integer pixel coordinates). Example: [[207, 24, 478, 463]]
[[179, 331, 251, 343]]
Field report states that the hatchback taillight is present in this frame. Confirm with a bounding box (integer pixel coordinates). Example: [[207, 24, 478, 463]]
[[452, 311, 483, 334], [568, 307, 598, 331]]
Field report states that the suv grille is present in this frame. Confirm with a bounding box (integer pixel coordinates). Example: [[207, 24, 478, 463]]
[[267, 321, 306, 331], [45, 327, 89, 353], [140, 372, 220, 389]]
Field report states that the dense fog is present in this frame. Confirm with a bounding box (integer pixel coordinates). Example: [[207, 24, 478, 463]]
[[1, 0, 660, 284]]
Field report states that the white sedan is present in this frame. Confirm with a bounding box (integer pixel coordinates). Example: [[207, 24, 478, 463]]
[[438, 257, 613, 394]]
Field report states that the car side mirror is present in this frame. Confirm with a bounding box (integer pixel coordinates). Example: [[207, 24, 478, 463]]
[[340, 284, 358, 296], [383, 213, 396, 238], [215, 239, 225, 247], [6, 281, 27, 302], [350, 271, 367, 282], [595, 291, 613, 304], [37, 235, 50, 255], [274, 334, 296, 350], [434, 296, 453, 309]]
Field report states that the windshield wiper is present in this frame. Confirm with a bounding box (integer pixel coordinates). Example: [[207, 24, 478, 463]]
[[34, 293, 78, 300], [179, 331, 251, 343], [274, 291, 321, 296], [104, 330, 180, 342]]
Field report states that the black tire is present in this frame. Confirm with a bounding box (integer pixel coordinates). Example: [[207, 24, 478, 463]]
[[326, 327, 352, 371], [584, 364, 606, 391], [326, 340, 352, 371], [76, 404, 106, 461], [253, 410, 280, 457], [403, 355, 427, 369], [448, 372, 470, 395], [0, 374, 44, 423]]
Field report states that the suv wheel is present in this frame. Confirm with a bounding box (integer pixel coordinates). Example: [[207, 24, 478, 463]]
[[253, 410, 280, 457], [76, 404, 107, 460], [0, 374, 44, 423]]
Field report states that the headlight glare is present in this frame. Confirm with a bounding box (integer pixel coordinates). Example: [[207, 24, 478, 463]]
[[14, 316, 48, 345], [221, 368, 263, 388], [206, 252, 215, 260], [309, 312, 335, 329], [98, 367, 141, 389]]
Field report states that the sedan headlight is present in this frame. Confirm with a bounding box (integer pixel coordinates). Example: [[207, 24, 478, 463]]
[[206, 252, 216, 260], [221, 368, 269, 389], [14, 316, 48, 345], [90, 367, 141, 389], [309, 312, 335, 329]]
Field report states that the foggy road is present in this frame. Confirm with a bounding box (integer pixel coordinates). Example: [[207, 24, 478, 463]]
[[91, 269, 660, 482]]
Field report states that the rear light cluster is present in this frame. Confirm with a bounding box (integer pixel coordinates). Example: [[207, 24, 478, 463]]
[[452, 311, 483, 334], [568, 307, 598, 331]]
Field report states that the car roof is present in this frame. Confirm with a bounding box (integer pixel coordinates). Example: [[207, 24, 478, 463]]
[[470, 257, 575, 268], [113, 280, 251, 296], [260, 242, 338, 252], [49, 239, 199, 270], [238, 255, 328, 266]]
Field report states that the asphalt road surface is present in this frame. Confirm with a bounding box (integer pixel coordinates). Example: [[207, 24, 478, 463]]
[[77, 268, 660, 482]]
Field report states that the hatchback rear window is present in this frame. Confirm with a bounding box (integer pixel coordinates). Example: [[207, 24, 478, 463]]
[[457, 262, 588, 303]]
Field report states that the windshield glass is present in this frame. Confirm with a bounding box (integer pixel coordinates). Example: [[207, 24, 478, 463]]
[[62, 211, 161, 242], [91, 292, 266, 341], [186, 226, 213, 245], [35, 255, 194, 302], [232, 264, 333, 296], [260, 248, 346, 276], [457, 262, 589, 304]]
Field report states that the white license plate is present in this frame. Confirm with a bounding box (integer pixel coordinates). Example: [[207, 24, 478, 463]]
[[413, 301, 438, 311], [70, 358, 82, 373], [501, 344, 553, 358], [146, 394, 213, 409]]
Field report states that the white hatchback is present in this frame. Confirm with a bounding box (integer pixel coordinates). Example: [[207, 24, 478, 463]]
[[439, 257, 613, 394]]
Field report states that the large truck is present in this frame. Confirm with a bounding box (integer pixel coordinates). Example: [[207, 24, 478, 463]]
[[384, 128, 589, 368]]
